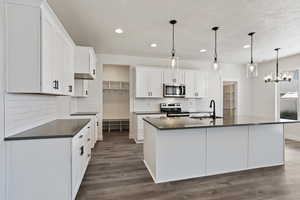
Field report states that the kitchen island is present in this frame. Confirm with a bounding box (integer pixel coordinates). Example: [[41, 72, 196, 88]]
[[143, 116, 299, 183]]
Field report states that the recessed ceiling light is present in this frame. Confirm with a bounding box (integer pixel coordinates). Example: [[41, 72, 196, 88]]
[[115, 28, 123, 34], [243, 44, 250, 49], [200, 49, 207, 53], [150, 43, 157, 48]]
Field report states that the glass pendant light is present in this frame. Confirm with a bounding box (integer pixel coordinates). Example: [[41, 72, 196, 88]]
[[212, 26, 220, 71], [169, 20, 179, 72], [246, 32, 258, 78], [264, 48, 292, 83]]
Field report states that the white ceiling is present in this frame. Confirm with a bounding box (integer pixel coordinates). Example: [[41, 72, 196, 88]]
[[48, 0, 300, 64]]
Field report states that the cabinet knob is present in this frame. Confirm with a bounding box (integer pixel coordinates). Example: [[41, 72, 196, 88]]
[[79, 135, 83, 138], [93, 69, 96, 75]]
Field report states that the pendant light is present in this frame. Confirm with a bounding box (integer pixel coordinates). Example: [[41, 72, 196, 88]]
[[212, 26, 220, 71], [264, 48, 292, 83], [169, 20, 179, 71], [246, 32, 258, 77]]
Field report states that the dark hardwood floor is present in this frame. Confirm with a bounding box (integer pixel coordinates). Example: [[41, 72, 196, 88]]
[[76, 131, 300, 200]]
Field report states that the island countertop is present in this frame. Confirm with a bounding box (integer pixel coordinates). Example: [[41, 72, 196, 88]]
[[5, 119, 90, 141], [143, 115, 299, 130]]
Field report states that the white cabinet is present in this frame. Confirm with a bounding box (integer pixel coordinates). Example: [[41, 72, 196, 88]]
[[248, 124, 284, 169], [135, 67, 163, 98], [74, 79, 89, 97], [6, 121, 92, 200], [74, 46, 97, 80], [6, 1, 75, 95], [206, 126, 248, 175], [163, 70, 185, 85], [133, 113, 166, 142], [185, 70, 207, 98]]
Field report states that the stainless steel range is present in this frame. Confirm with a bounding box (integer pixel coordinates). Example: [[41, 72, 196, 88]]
[[160, 103, 190, 117]]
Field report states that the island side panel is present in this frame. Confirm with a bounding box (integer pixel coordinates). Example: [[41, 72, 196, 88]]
[[6, 138, 72, 200], [155, 128, 206, 183], [206, 126, 249, 176], [248, 124, 284, 169], [143, 121, 158, 182]]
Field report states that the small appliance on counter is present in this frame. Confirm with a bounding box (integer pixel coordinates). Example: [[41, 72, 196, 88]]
[[160, 103, 190, 117], [163, 84, 185, 98]]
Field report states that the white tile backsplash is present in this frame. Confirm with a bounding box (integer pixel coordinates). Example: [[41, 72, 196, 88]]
[[5, 94, 57, 137], [134, 97, 212, 112]]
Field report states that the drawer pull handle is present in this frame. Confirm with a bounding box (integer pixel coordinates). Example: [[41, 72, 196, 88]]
[[80, 146, 84, 156], [87, 138, 91, 141]]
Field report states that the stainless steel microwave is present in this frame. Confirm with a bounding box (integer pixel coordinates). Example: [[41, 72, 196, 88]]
[[163, 84, 186, 98]]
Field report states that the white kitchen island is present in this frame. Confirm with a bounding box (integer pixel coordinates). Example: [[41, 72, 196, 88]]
[[143, 116, 298, 183]]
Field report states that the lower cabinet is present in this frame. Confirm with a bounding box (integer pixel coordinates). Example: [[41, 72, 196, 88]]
[[248, 124, 284, 168], [6, 122, 93, 200], [206, 126, 248, 175]]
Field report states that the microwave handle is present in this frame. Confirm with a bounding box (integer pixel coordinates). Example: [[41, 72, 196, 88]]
[[181, 86, 185, 95]]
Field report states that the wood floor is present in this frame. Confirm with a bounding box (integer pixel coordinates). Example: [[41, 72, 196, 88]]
[[76, 131, 300, 200]]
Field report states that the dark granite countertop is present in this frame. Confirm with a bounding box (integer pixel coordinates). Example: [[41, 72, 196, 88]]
[[5, 119, 90, 141], [70, 112, 99, 116], [143, 116, 300, 130], [133, 111, 212, 115]]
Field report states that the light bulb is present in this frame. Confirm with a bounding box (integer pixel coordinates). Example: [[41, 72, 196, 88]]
[[171, 57, 176, 68], [213, 61, 219, 71], [249, 64, 255, 72]]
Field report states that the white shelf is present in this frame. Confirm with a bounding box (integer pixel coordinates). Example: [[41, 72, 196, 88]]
[[103, 81, 129, 91]]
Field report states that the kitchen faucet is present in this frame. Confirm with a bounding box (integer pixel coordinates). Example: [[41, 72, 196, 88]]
[[209, 99, 216, 120]]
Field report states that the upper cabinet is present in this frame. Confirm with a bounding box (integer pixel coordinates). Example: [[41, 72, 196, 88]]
[[5, 1, 75, 95], [163, 70, 185, 85], [74, 46, 97, 80], [74, 80, 89, 98], [135, 67, 163, 98], [185, 70, 207, 98]]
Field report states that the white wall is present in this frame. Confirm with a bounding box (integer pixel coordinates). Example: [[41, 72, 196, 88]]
[[251, 53, 300, 141], [0, 0, 5, 198], [251, 54, 300, 118]]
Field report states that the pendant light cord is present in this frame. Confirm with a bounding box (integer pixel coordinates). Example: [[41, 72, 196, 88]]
[[212, 27, 219, 62], [214, 29, 217, 61], [275, 48, 280, 78], [248, 32, 255, 64], [251, 34, 253, 64], [172, 23, 175, 57]]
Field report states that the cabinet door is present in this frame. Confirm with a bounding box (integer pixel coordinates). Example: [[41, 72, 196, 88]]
[[89, 48, 97, 78], [83, 80, 89, 97], [54, 31, 65, 95], [135, 68, 149, 98], [248, 124, 284, 169], [206, 127, 248, 175], [148, 70, 163, 98], [41, 10, 56, 94], [163, 70, 184, 85], [63, 39, 74, 95], [184, 70, 196, 98], [74, 80, 88, 97], [195, 71, 207, 98]]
